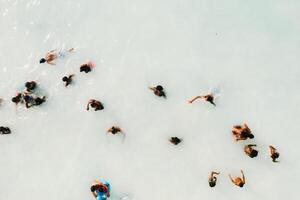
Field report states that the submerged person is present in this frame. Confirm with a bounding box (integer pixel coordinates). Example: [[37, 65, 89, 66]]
[[149, 85, 166, 98], [208, 171, 220, 187], [269, 145, 280, 162], [87, 99, 104, 111], [229, 170, 245, 187], [91, 180, 111, 200], [0, 126, 11, 135], [232, 123, 254, 141], [169, 137, 182, 145], [62, 74, 75, 87], [80, 61, 95, 73], [25, 81, 37, 93], [244, 144, 258, 158], [188, 93, 215, 106], [107, 126, 122, 135], [39, 48, 74, 65]]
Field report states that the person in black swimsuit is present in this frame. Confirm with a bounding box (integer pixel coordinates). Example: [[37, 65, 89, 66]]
[[87, 99, 104, 111], [149, 85, 166, 98], [188, 93, 216, 106], [208, 171, 220, 187]]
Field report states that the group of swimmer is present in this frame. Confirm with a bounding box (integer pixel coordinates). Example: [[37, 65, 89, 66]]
[[0, 48, 281, 199], [207, 123, 280, 188]]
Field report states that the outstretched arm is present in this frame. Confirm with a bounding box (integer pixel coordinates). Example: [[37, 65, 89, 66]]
[[248, 144, 257, 147], [241, 170, 245, 183], [228, 174, 235, 183], [188, 96, 202, 103], [212, 171, 220, 176], [86, 103, 90, 110]]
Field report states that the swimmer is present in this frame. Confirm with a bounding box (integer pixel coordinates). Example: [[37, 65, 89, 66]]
[[188, 93, 215, 106], [25, 81, 37, 93], [244, 144, 258, 158], [149, 85, 166, 98], [62, 74, 75, 87], [11, 93, 24, 105], [269, 145, 280, 162], [107, 126, 122, 135], [232, 123, 254, 141], [0, 126, 11, 135], [80, 61, 94, 73], [208, 171, 220, 187], [91, 180, 111, 200], [229, 170, 245, 187], [40, 48, 74, 65], [87, 99, 104, 111], [169, 137, 182, 145]]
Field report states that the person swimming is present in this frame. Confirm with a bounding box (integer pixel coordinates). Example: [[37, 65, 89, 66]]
[[80, 61, 95, 73], [229, 170, 245, 187], [25, 81, 37, 93], [244, 144, 258, 158], [208, 171, 220, 187], [0, 126, 11, 135], [11, 93, 24, 105], [269, 145, 280, 162], [91, 180, 111, 200], [188, 93, 216, 106], [62, 74, 75, 87], [40, 48, 74, 65], [107, 126, 122, 135], [169, 137, 182, 145], [87, 99, 104, 111], [23, 93, 46, 108], [149, 85, 166, 98], [232, 123, 254, 141]]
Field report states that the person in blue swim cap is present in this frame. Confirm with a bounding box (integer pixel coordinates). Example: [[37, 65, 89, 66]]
[[91, 180, 111, 200]]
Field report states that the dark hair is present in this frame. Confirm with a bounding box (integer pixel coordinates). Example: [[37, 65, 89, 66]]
[[156, 85, 163, 91], [249, 150, 258, 158], [239, 183, 244, 187], [11, 97, 18, 103], [90, 185, 97, 192], [25, 81, 36, 91], [271, 152, 279, 161], [62, 76, 68, 82], [40, 58, 46, 63], [248, 133, 254, 139], [209, 181, 216, 187]]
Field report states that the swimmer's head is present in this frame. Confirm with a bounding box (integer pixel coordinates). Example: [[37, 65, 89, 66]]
[[11, 97, 19, 103], [39, 58, 46, 63], [90, 185, 97, 192], [248, 133, 254, 139], [250, 150, 258, 158], [156, 85, 163, 91], [209, 181, 216, 187], [62, 76, 68, 82]]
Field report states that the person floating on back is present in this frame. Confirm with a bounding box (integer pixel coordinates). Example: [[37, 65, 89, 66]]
[[62, 74, 74, 87], [169, 137, 182, 145], [149, 85, 166, 98], [80, 61, 95, 73], [269, 145, 280, 162], [25, 81, 37, 93], [87, 99, 104, 111], [0, 126, 11, 135], [107, 126, 122, 135], [232, 123, 254, 141], [244, 144, 258, 158], [229, 170, 245, 187], [208, 171, 220, 187], [91, 180, 111, 200], [188, 93, 215, 106], [40, 48, 74, 65]]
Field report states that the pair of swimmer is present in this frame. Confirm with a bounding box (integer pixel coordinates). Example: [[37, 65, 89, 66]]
[[208, 170, 245, 188], [0, 126, 11, 135], [169, 137, 182, 145], [91, 180, 111, 200]]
